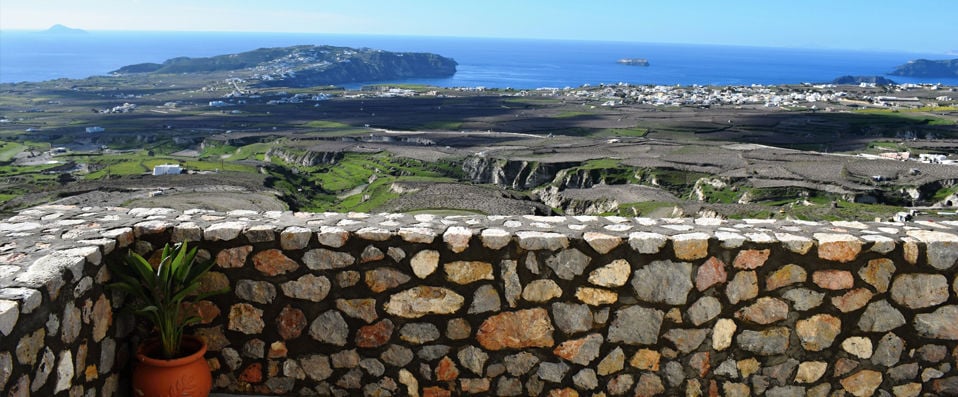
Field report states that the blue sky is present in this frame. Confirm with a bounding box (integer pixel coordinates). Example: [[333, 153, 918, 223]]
[[1, 0, 955, 53]]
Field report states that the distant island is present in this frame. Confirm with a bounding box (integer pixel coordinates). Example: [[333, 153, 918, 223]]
[[831, 75, 897, 85], [111, 45, 457, 87], [617, 58, 650, 66], [889, 59, 958, 78], [43, 24, 87, 34]]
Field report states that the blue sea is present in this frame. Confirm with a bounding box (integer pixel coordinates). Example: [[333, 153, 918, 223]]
[[1, 31, 956, 87]]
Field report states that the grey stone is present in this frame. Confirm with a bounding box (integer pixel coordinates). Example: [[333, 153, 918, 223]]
[[265, 378, 295, 395], [596, 346, 625, 376], [555, 333, 603, 365], [573, 368, 599, 390], [480, 228, 511, 250], [222, 347, 242, 370], [331, 349, 360, 369], [243, 224, 275, 243], [918, 344, 948, 363], [300, 354, 334, 381], [763, 359, 799, 384], [380, 345, 414, 367], [203, 221, 246, 241], [503, 352, 539, 376], [525, 252, 540, 274], [906, 230, 958, 270], [521, 279, 563, 302], [890, 273, 949, 309], [872, 332, 905, 367], [360, 359, 385, 377], [457, 345, 488, 376], [782, 288, 825, 311], [469, 284, 501, 313], [54, 350, 73, 393], [537, 361, 569, 383], [318, 226, 349, 248], [858, 300, 906, 333], [336, 298, 378, 323], [608, 305, 664, 345], [281, 274, 331, 302], [61, 303, 81, 344], [736, 327, 790, 355], [688, 296, 722, 326], [303, 248, 355, 270], [0, 352, 11, 391], [360, 245, 385, 263], [16, 328, 44, 365], [714, 359, 739, 378], [243, 339, 265, 359], [0, 288, 41, 314], [726, 270, 758, 305], [337, 271, 361, 288], [496, 377, 523, 396], [629, 232, 667, 253], [888, 363, 919, 382], [99, 337, 115, 374], [417, 345, 450, 361], [356, 227, 392, 242], [399, 323, 440, 344], [859, 258, 895, 293], [544, 248, 591, 280], [310, 311, 349, 346], [663, 328, 709, 353], [279, 226, 312, 250], [663, 361, 685, 387], [631, 259, 693, 305], [32, 348, 54, 392], [765, 386, 805, 397], [386, 247, 406, 262], [551, 302, 593, 335], [398, 227, 436, 244], [501, 259, 521, 308], [235, 279, 277, 304], [516, 231, 568, 251]]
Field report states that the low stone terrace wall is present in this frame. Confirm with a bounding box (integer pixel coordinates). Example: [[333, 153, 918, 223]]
[[2, 206, 958, 396]]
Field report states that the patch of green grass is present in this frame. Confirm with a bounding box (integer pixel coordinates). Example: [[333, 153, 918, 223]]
[[933, 186, 958, 202], [0, 141, 27, 162], [609, 201, 674, 217], [304, 120, 351, 129]]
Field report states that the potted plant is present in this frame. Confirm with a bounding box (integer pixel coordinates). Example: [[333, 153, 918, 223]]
[[109, 242, 227, 397]]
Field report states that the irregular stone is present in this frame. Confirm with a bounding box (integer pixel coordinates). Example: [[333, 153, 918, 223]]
[[480, 228, 511, 250], [573, 368, 599, 390], [764, 386, 804, 397], [337, 271, 361, 288], [32, 348, 54, 392], [915, 305, 958, 340], [359, 359, 385, 377], [0, 351, 11, 389], [629, 232, 667, 254], [54, 350, 73, 393], [812, 270, 854, 290], [737, 358, 760, 378], [331, 349, 360, 369], [903, 238, 919, 265], [607, 373, 634, 395], [842, 336, 873, 359], [303, 248, 355, 270], [410, 250, 440, 279], [310, 311, 349, 346], [582, 231, 621, 254], [356, 227, 392, 242], [574, 287, 618, 306], [444, 261, 494, 284], [337, 298, 378, 323], [553, 333, 603, 365], [726, 270, 758, 305], [732, 249, 770, 269], [434, 356, 459, 381], [714, 359, 738, 378], [398, 227, 436, 244], [503, 351, 539, 376], [216, 245, 252, 268], [276, 305, 307, 340], [397, 369, 419, 397], [782, 288, 825, 311], [634, 373, 665, 397], [596, 347, 625, 376], [281, 274, 331, 302], [551, 302, 592, 335], [859, 258, 895, 293], [765, 264, 806, 291], [317, 226, 349, 248], [858, 300, 906, 333], [695, 256, 727, 291], [400, 323, 440, 345], [663, 328, 709, 353], [360, 245, 385, 263], [906, 230, 958, 270], [918, 344, 947, 362], [814, 233, 862, 263], [629, 348, 660, 371], [16, 328, 45, 365], [443, 226, 473, 253], [672, 232, 710, 260], [833, 357, 860, 377], [242, 224, 274, 243], [632, 259, 693, 305], [457, 346, 487, 376], [831, 288, 873, 313], [356, 319, 394, 348], [888, 363, 919, 383], [537, 361, 569, 383], [516, 231, 568, 251], [526, 253, 540, 274], [522, 279, 563, 302], [60, 303, 81, 344], [735, 297, 789, 324], [775, 233, 814, 254], [387, 246, 406, 262], [381, 345, 414, 367], [933, 377, 958, 396], [688, 351, 710, 377], [446, 318, 471, 340], [872, 332, 905, 367], [228, 303, 264, 334], [235, 279, 276, 304], [496, 377, 523, 396], [268, 341, 287, 359], [796, 314, 841, 351], [891, 273, 949, 309], [501, 259, 521, 308], [279, 226, 312, 250], [794, 361, 827, 383], [688, 296, 722, 326], [545, 248, 591, 280], [198, 271, 229, 296], [365, 267, 411, 293], [736, 327, 789, 355], [840, 370, 882, 397], [588, 259, 630, 287], [194, 326, 228, 351], [608, 305, 664, 345], [204, 221, 246, 241], [385, 286, 464, 318], [476, 308, 554, 350], [712, 318, 737, 351], [469, 284, 501, 314], [300, 354, 333, 381]]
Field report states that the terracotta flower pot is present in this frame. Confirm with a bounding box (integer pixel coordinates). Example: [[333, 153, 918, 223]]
[[133, 335, 212, 397]]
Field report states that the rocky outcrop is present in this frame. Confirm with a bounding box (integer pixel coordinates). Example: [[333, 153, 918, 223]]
[[831, 75, 897, 85], [462, 156, 580, 190], [264, 147, 343, 167], [889, 59, 958, 78]]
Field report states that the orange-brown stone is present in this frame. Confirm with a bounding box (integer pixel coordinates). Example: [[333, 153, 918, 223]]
[[765, 264, 806, 291], [356, 319, 394, 348], [190, 300, 221, 324], [423, 386, 451, 397], [831, 288, 873, 313], [695, 256, 727, 292], [732, 249, 770, 269], [460, 378, 490, 393], [252, 249, 299, 276], [476, 308, 554, 350], [815, 233, 862, 263], [549, 388, 579, 397], [630, 348, 660, 371], [435, 356, 459, 381], [268, 341, 287, 358], [239, 363, 263, 383], [276, 305, 307, 340], [689, 351, 710, 377], [812, 270, 854, 290], [215, 245, 252, 268]]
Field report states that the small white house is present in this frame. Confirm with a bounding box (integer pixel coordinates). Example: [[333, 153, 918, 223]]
[[152, 164, 182, 176], [85, 126, 105, 133]]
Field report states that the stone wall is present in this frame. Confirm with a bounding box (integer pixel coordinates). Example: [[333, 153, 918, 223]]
[[2, 205, 958, 396]]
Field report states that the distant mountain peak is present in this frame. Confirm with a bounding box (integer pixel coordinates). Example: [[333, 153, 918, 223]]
[[44, 24, 87, 34]]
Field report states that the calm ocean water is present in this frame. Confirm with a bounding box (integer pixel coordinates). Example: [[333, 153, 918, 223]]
[[1, 31, 956, 87]]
